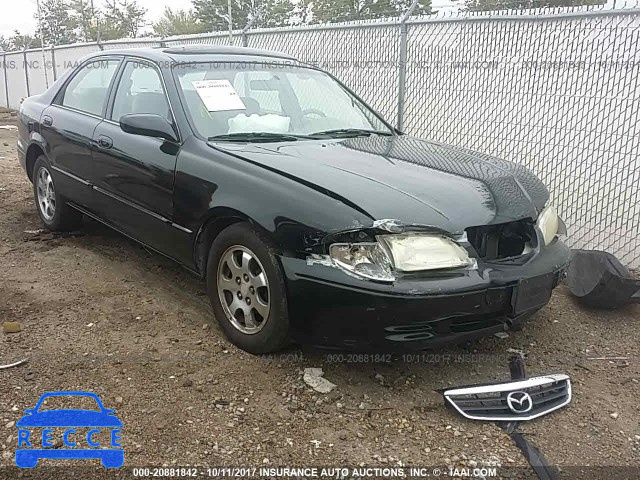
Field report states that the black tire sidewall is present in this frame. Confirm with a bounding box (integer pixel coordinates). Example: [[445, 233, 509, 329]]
[[206, 223, 290, 354]]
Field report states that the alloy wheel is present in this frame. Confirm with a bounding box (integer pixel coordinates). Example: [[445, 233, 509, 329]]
[[217, 245, 270, 334], [36, 167, 56, 221]]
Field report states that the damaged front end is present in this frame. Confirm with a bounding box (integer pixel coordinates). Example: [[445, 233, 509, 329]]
[[306, 219, 479, 283], [305, 208, 567, 284], [286, 215, 570, 351]]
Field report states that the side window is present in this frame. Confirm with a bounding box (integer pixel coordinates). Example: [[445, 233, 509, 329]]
[[111, 61, 171, 122], [61, 59, 120, 116]]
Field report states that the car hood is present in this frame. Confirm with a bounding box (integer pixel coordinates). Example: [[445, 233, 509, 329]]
[[210, 135, 549, 234], [16, 410, 123, 428]]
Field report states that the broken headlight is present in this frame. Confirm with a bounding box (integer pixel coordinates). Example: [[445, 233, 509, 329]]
[[378, 234, 472, 272], [537, 205, 565, 246], [329, 243, 395, 282], [329, 234, 473, 281]]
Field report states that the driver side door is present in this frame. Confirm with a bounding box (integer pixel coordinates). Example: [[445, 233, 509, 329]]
[[90, 59, 182, 254]]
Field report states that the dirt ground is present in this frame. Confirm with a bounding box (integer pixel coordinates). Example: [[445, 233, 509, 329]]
[[0, 118, 638, 480]]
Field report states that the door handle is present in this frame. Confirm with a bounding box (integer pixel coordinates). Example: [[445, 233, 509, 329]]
[[42, 115, 53, 127], [97, 135, 113, 149]]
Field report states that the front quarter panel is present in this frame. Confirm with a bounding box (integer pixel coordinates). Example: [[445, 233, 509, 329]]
[[172, 137, 375, 267]]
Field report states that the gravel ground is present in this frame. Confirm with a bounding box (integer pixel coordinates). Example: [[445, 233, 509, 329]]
[[0, 119, 638, 479]]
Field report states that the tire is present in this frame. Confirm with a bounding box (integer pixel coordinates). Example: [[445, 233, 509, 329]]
[[206, 222, 290, 354], [32, 156, 82, 231]]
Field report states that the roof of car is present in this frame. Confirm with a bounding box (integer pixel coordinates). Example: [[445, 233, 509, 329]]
[[90, 45, 302, 65]]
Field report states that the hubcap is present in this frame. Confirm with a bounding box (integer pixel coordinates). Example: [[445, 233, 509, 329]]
[[36, 167, 56, 221], [217, 245, 270, 334]]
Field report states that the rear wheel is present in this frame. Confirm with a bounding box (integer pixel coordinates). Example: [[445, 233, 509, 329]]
[[33, 156, 82, 231], [206, 223, 290, 353]]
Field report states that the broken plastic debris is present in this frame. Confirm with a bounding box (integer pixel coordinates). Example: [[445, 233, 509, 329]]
[[306, 254, 332, 267], [0, 358, 28, 370], [371, 219, 405, 233], [303, 367, 337, 394], [567, 249, 640, 309]]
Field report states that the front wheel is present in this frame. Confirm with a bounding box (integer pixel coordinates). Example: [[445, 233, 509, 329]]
[[32, 156, 82, 231], [206, 223, 290, 354]]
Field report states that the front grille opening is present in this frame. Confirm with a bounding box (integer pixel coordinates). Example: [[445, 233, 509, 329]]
[[466, 220, 535, 261]]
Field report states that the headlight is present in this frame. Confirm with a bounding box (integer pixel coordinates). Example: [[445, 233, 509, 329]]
[[378, 234, 472, 272], [537, 205, 564, 246], [329, 243, 395, 282], [329, 234, 472, 282]]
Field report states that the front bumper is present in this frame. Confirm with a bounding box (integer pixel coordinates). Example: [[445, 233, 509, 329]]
[[280, 240, 570, 351]]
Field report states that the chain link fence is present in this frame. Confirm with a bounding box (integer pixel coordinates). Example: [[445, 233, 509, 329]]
[[1, 5, 639, 266]]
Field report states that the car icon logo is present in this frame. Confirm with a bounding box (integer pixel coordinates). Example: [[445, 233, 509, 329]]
[[15, 391, 123, 468], [506, 391, 534, 414]]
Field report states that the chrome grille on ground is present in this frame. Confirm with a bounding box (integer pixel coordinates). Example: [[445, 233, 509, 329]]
[[444, 374, 571, 421]]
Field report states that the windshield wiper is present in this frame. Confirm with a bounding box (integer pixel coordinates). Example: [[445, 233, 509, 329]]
[[307, 128, 394, 139], [208, 132, 311, 143]]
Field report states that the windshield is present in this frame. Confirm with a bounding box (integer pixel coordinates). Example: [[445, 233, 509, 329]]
[[173, 62, 393, 141]]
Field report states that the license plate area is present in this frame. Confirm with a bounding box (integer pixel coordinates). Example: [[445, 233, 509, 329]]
[[512, 273, 553, 314]]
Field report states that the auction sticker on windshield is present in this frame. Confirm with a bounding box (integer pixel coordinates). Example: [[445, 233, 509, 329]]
[[193, 79, 246, 111]]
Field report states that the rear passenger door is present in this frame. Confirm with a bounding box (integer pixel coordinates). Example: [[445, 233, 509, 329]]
[[91, 59, 181, 253], [41, 57, 121, 209]]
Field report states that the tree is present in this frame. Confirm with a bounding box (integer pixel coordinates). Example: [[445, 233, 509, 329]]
[[313, 0, 430, 24], [102, 0, 148, 39], [0, 36, 12, 52], [37, 0, 77, 46], [152, 7, 207, 37], [290, 0, 313, 24], [262, 0, 293, 27], [192, 0, 292, 32], [10, 31, 42, 50], [69, 0, 100, 42], [463, 0, 604, 11], [120, 0, 148, 37]]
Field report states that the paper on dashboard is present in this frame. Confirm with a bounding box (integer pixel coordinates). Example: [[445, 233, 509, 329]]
[[193, 79, 246, 112]]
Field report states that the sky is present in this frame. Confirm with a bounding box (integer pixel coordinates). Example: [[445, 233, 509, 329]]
[[0, 0, 194, 37], [0, 0, 469, 38], [5, 0, 623, 40]]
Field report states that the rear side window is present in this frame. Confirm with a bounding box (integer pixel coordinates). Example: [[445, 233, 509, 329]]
[[111, 61, 171, 122], [61, 59, 120, 116]]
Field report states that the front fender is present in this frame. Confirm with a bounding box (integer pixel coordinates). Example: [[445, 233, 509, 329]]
[[173, 137, 374, 264]]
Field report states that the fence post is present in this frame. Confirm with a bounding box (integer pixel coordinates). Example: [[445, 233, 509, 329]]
[[23, 49, 31, 98], [51, 46, 57, 81], [396, 0, 418, 131], [2, 52, 8, 108]]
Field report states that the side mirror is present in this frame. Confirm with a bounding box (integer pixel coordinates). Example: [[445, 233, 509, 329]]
[[120, 114, 178, 143]]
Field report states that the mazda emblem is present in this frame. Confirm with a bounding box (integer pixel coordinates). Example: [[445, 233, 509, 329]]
[[506, 391, 533, 414]]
